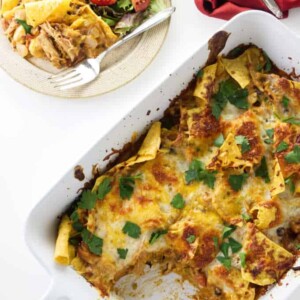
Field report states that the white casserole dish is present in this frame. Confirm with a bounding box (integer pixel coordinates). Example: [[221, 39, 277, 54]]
[[25, 10, 300, 300]]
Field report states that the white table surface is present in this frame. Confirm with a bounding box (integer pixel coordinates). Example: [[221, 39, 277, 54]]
[[1, 1, 300, 299]]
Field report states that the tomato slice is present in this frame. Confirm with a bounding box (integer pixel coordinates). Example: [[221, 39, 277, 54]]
[[132, 0, 151, 12], [90, 0, 117, 6]]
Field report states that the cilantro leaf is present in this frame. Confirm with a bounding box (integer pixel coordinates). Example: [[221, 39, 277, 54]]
[[196, 69, 204, 79], [70, 211, 84, 232], [185, 159, 217, 189], [119, 174, 142, 200], [81, 228, 103, 255], [228, 237, 242, 253], [282, 96, 290, 109], [16, 19, 32, 34], [264, 128, 274, 144], [255, 156, 270, 183], [285, 177, 295, 194], [122, 221, 141, 239], [222, 225, 236, 239], [217, 256, 231, 270], [214, 134, 224, 147], [149, 229, 168, 245], [235, 135, 251, 153], [117, 248, 128, 259], [242, 213, 252, 222], [276, 141, 289, 153], [283, 117, 300, 125], [263, 51, 272, 73], [186, 234, 196, 244], [285, 145, 300, 164], [171, 193, 185, 209], [239, 252, 246, 268], [228, 174, 248, 191], [212, 80, 248, 119], [213, 236, 219, 250], [78, 190, 98, 210], [220, 242, 230, 258], [97, 177, 112, 200]]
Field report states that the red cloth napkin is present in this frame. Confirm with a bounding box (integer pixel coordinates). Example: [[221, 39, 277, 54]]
[[195, 0, 300, 20]]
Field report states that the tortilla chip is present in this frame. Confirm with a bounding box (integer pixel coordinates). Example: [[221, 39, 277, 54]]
[[270, 158, 285, 197], [194, 63, 217, 101], [54, 215, 75, 265], [0, 0, 19, 14], [242, 223, 294, 286], [250, 203, 277, 230], [25, 0, 71, 27]]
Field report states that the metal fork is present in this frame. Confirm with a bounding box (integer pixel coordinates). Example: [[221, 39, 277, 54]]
[[49, 6, 176, 90]]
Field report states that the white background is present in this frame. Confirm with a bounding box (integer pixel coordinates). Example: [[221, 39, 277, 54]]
[[1, 1, 300, 299]]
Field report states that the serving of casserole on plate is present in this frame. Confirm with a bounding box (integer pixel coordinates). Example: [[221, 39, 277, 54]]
[[25, 11, 300, 300], [0, 0, 171, 97]]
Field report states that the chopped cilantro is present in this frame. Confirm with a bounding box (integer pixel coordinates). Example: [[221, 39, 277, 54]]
[[220, 242, 230, 258], [285, 177, 295, 194], [117, 248, 128, 259], [212, 79, 249, 119], [264, 128, 274, 145], [78, 190, 97, 210], [97, 177, 112, 200], [239, 252, 246, 268], [283, 117, 300, 125], [242, 213, 252, 222], [16, 19, 32, 34], [213, 236, 219, 250], [222, 225, 236, 239], [263, 51, 272, 73], [119, 174, 142, 200], [122, 221, 141, 239], [214, 134, 224, 147], [228, 237, 242, 253], [186, 234, 196, 244], [70, 211, 84, 232], [217, 256, 231, 270], [185, 159, 217, 189], [285, 145, 300, 164], [282, 96, 290, 109], [276, 141, 289, 153], [255, 156, 270, 183], [81, 228, 103, 255], [171, 193, 185, 209], [149, 229, 168, 244], [196, 69, 204, 79], [235, 135, 251, 153], [228, 174, 248, 191]]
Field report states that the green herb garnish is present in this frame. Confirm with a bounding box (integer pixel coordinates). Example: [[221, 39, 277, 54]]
[[186, 234, 196, 244], [213, 236, 219, 250], [282, 96, 290, 109], [117, 248, 128, 259], [255, 156, 270, 183], [212, 79, 249, 119], [122, 221, 141, 239], [222, 225, 236, 239], [196, 69, 204, 79], [97, 177, 112, 200], [16, 19, 32, 34], [70, 211, 84, 232], [220, 242, 230, 257], [285, 145, 300, 164], [283, 117, 300, 125], [78, 190, 97, 210], [235, 135, 251, 153], [285, 177, 295, 194], [149, 229, 168, 244], [276, 141, 289, 153], [81, 228, 103, 256], [185, 159, 217, 189], [228, 174, 248, 191], [217, 256, 231, 270], [228, 237, 242, 253], [214, 134, 224, 147], [171, 193, 185, 209], [239, 252, 246, 268], [119, 174, 142, 200], [242, 213, 252, 222], [263, 51, 272, 73], [264, 128, 274, 144]]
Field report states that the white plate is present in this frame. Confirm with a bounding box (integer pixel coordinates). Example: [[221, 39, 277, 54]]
[[25, 10, 300, 300]]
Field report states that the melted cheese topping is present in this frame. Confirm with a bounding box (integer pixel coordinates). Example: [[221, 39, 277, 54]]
[[56, 46, 300, 299]]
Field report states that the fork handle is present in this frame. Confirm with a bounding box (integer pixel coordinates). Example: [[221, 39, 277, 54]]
[[98, 6, 175, 60]]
